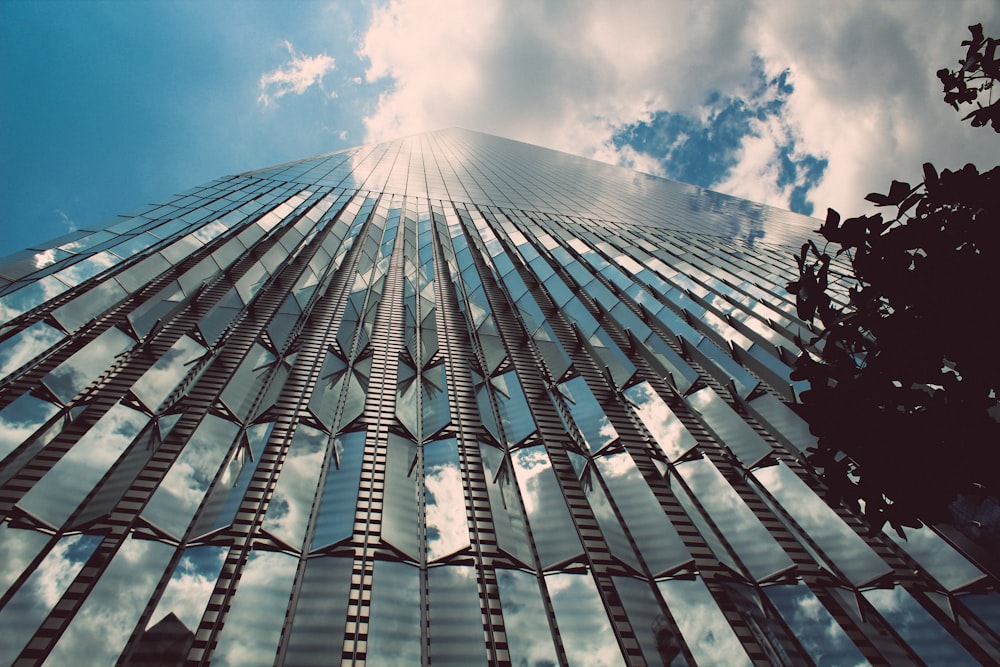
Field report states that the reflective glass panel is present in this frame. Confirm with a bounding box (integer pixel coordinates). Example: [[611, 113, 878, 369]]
[[367, 560, 422, 665], [383, 433, 420, 558], [753, 463, 891, 587], [262, 424, 326, 550], [496, 568, 559, 666], [546, 572, 625, 667], [311, 430, 366, 551], [0, 391, 60, 461], [623, 381, 697, 462], [18, 402, 148, 528], [211, 551, 298, 666], [656, 577, 752, 667], [142, 414, 240, 538], [427, 565, 487, 665], [0, 533, 102, 664], [282, 557, 354, 665], [675, 457, 793, 581], [131, 334, 205, 412], [424, 438, 470, 561], [47, 537, 173, 665], [43, 327, 135, 403], [0, 320, 63, 378], [510, 446, 583, 569], [863, 586, 977, 666], [146, 545, 227, 633], [765, 582, 867, 667]]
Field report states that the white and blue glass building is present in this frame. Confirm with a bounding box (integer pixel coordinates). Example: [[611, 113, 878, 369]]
[[0, 129, 997, 665]]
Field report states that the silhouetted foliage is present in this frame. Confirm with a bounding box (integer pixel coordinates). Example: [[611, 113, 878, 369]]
[[938, 23, 1000, 132], [791, 25, 1000, 533]]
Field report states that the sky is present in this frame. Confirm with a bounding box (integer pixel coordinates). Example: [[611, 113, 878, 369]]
[[2, 0, 999, 254]]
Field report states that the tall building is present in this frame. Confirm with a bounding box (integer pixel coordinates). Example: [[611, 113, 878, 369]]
[[0, 129, 996, 666]]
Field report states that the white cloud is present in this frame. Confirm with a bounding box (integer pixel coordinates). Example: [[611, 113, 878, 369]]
[[258, 40, 336, 108], [356, 0, 1000, 216], [54, 209, 77, 233]]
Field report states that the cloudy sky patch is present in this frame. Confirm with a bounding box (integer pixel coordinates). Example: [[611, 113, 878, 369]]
[[258, 40, 336, 107], [1, 1, 998, 252]]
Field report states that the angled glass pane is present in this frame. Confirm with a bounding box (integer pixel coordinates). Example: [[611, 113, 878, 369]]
[[656, 577, 752, 667], [311, 430, 366, 551], [0, 391, 60, 461], [595, 452, 692, 576], [0, 320, 63, 378], [496, 568, 558, 665], [367, 560, 421, 665], [131, 334, 205, 412], [0, 524, 50, 598], [382, 433, 420, 558], [613, 576, 689, 667], [191, 422, 272, 537], [510, 445, 583, 569], [42, 327, 135, 403], [479, 444, 533, 566], [145, 545, 226, 636], [864, 586, 977, 666], [141, 414, 240, 538], [427, 565, 487, 665], [753, 463, 891, 587], [211, 551, 298, 667], [765, 582, 867, 667], [18, 402, 149, 528], [546, 572, 625, 667], [282, 556, 353, 665], [675, 457, 793, 581], [262, 424, 326, 550], [47, 537, 173, 665], [424, 438, 469, 561], [0, 533, 102, 664], [686, 387, 771, 468], [623, 381, 698, 462]]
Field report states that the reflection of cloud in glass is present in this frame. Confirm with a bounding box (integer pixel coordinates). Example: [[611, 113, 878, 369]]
[[0, 533, 102, 665], [149, 546, 227, 631], [0, 321, 64, 378], [624, 381, 697, 461], [142, 415, 239, 537], [511, 447, 550, 517], [657, 578, 752, 667], [546, 572, 625, 667], [0, 524, 49, 595], [886, 523, 985, 592], [764, 582, 868, 666], [211, 551, 298, 666], [46, 537, 173, 665], [17, 402, 148, 527], [131, 335, 205, 412], [496, 568, 559, 666], [262, 425, 326, 549], [0, 392, 60, 460], [754, 463, 891, 587], [425, 462, 469, 560], [43, 327, 135, 403], [0, 275, 69, 323], [511, 446, 583, 568], [863, 586, 978, 665]]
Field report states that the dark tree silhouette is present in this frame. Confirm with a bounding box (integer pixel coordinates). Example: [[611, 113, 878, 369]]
[[938, 23, 1000, 132], [789, 24, 1000, 534]]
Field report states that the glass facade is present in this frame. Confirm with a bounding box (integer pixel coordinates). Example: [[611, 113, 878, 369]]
[[0, 128, 996, 665]]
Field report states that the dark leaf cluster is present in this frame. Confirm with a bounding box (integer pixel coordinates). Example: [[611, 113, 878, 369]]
[[788, 163, 1000, 532], [938, 23, 1000, 132]]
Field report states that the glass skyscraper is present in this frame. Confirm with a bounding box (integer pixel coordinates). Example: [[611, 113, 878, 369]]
[[0, 128, 996, 666]]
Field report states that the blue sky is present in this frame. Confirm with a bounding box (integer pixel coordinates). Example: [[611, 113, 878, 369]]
[[2, 0, 999, 253]]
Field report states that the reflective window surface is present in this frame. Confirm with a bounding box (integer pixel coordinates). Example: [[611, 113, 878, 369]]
[[0, 129, 994, 666]]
